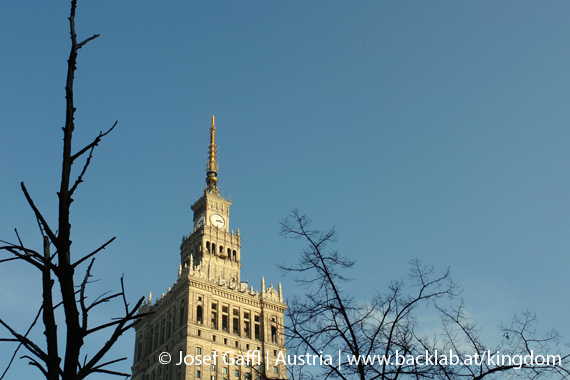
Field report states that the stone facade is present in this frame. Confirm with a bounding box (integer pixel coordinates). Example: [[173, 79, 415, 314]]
[[131, 117, 287, 380]]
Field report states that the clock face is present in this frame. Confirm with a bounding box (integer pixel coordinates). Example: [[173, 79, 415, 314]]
[[210, 214, 225, 228], [196, 215, 204, 228]]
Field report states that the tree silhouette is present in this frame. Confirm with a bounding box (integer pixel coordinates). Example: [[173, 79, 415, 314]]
[[280, 209, 569, 380], [0, 1, 148, 379]]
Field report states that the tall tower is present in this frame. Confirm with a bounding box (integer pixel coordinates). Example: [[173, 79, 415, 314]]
[[132, 117, 287, 380]]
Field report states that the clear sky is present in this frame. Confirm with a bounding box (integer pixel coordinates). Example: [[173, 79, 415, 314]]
[[1, 1, 570, 378]]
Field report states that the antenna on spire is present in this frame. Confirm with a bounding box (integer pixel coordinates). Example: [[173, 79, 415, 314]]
[[206, 115, 219, 191]]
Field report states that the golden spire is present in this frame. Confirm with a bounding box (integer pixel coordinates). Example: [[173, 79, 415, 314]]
[[206, 115, 219, 190]]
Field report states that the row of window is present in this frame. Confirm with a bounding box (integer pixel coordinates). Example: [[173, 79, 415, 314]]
[[194, 369, 277, 379], [191, 347, 280, 379], [195, 301, 279, 343], [141, 355, 279, 380], [193, 369, 279, 379], [204, 241, 238, 261], [196, 330, 276, 353], [136, 301, 187, 361]]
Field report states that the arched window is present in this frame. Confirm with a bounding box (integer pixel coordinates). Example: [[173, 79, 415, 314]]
[[233, 250, 236, 261], [206, 242, 210, 253], [227, 248, 231, 259], [197, 305, 203, 324], [212, 243, 216, 255]]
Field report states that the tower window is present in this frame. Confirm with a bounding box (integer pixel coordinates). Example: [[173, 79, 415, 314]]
[[222, 315, 228, 331], [206, 242, 210, 252], [154, 327, 159, 350], [222, 305, 229, 331], [244, 313, 250, 338], [233, 317, 239, 334], [254, 315, 260, 341], [137, 338, 143, 360], [167, 313, 172, 338], [211, 302, 218, 329], [145, 331, 152, 357], [233, 309, 239, 335], [179, 305, 185, 327], [197, 305, 203, 324], [160, 320, 165, 344]]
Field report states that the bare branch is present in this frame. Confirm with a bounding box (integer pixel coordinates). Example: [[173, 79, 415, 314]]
[[72, 236, 116, 268], [77, 34, 99, 49], [1, 246, 45, 270], [0, 318, 50, 367], [14, 229, 23, 247], [80, 258, 96, 331], [90, 368, 131, 377], [0, 257, 19, 264], [79, 296, 146, 378], [21, 355, 48, 378], [71, 121, 117, 163], [20, 183, 57, 245], [87, 292, 122, 312], [69, 145, 95, 196], [120, 275, 128, 315]]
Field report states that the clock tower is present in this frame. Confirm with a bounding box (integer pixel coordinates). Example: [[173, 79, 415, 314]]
[[132, 117, 287, 380], [183, 116, 241, 286]]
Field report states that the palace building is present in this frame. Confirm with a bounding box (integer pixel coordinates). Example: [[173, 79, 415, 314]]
[[132, 117, 287, 380]]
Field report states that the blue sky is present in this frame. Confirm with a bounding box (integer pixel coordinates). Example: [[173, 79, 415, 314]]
[[1, 1, 570, 378]]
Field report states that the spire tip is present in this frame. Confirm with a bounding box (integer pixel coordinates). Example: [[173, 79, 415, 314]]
[[206, 116, 219, 191]]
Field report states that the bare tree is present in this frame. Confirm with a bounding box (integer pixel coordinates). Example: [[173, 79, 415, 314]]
[[280, 210, 569, 380], [0, 1, 148, 379]]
